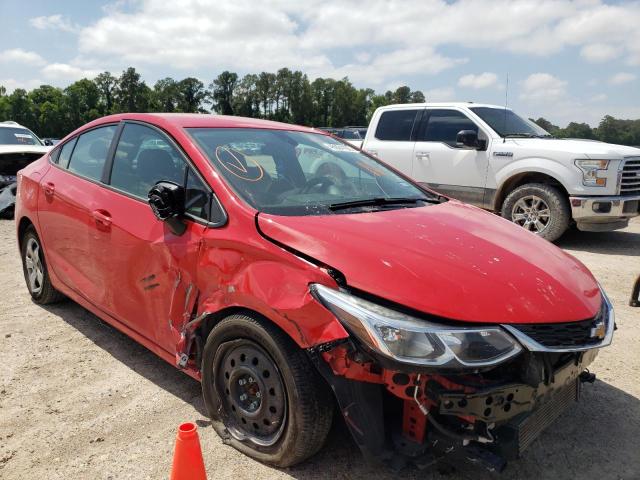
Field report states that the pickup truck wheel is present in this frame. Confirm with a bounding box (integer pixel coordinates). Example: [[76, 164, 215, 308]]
[[20, 226, 65, 304], [201, 314, 334, 467], [501, 183, 570, 241]]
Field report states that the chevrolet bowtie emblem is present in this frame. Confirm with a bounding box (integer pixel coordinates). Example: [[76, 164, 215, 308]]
[[590, 320, 606, 340]]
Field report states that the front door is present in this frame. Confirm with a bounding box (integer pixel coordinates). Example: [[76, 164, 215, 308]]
[[412, 109, 490, 207], [93, 121, 213, 354]]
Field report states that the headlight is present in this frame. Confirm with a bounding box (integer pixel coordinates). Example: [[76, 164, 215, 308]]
[[311, 284, 522, 368], [574, 159, 609, 187]]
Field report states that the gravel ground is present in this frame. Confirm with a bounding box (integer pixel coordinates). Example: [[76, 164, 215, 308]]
[[0, 218, 639, 480]]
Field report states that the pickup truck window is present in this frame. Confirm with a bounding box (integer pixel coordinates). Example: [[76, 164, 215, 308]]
[[375, 110, 419, 141], [418, 109, 478, 146], [470, 107, 550, 138]]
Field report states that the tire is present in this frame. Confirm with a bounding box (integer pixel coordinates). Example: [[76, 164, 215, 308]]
[[20, 226, 65, 304], [201, 313, 334, 467], [501, 183, 570, 242]]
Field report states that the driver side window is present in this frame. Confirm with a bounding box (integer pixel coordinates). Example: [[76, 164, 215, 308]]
[[110, 123, 186, 199], [418, 109, 478, 147]]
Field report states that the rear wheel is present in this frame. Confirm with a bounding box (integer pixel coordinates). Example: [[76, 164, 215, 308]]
[[501, 183, 570, 241], [20, 226, 64, 304], [201, 314, 334, 467]]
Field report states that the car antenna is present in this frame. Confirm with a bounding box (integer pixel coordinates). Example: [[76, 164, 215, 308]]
[[503, 73, 509, 143]]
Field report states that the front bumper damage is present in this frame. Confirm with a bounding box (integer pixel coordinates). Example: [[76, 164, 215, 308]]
[[309, 342, 599, 473]]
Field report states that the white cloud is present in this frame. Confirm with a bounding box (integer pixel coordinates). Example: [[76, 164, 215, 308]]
[[580, 43, 620, 63], [609, 72, 637, 85], [0, 48, 45, 66], [41, 63, 100, 81], [0, 78, 45, 93], [423, 87, 456, 102], [520, 73, 567, 101], [458, 72, 498, 89], [29, 14, 77, 33]]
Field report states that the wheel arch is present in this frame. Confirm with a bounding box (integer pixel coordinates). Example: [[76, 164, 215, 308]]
[[17, 215, 35, 249], [493, 171, 570, 211]]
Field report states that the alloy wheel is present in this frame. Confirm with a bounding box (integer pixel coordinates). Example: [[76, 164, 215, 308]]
[[24, 237, 44, 294], [511, 195, 551, 233]]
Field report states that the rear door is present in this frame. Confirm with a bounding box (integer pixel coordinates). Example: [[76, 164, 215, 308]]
[[412, 108, 490, 207], [361, 108, 421, 176], [37, 124, 118, 302]]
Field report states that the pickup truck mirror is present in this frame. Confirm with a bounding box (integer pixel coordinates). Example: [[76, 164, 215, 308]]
[[148, 181, 187, 236], [456, 130, 482, 149]]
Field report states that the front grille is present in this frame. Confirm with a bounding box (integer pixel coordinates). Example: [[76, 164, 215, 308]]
[[511, 316, 602, 348], [517, 379, 579, 454], [620, 157, 640, 195]]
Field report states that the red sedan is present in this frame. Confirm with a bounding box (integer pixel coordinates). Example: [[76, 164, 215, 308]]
[[15, 114, 614, 471]]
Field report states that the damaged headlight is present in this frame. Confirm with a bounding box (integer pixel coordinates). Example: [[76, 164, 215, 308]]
[[311, 284, 522, 368]]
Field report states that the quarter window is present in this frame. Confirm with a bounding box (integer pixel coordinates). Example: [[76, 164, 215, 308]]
[[375, 110, 419, 141], [185, 168, 212, 221], [56, 138, 77, 168], [419, 109, 478, 146], [110, 123, 187, 199], [67, 126, 117, 181]]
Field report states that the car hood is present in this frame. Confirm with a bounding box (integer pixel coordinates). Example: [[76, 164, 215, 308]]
[[509, 138, 640, 158], [257, 201, 601, 324]]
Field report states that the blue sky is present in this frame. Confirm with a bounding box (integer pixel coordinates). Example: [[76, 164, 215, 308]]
[[1, 0, 639, 126]]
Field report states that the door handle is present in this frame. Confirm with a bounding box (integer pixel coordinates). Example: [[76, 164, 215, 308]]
[[415, 151, 430, 159], [92, 209, 112, 228], [43, 182, 55, 196]]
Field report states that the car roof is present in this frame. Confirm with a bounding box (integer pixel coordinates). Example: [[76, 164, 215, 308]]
[[376, 102, 507, 111], [0, 121, 27, 129], [82, 113, 325, 135]]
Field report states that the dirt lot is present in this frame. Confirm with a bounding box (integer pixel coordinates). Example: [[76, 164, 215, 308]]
[[0, 218, 639, 480]]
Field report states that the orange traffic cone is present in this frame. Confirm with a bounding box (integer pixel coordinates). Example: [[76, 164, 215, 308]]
[[170, 422, 207, 480]]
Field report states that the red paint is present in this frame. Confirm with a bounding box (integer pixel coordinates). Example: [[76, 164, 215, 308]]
[[15, 113, 601, 385]]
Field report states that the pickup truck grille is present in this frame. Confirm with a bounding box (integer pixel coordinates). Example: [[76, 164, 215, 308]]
[[621, 157, 640, 195]]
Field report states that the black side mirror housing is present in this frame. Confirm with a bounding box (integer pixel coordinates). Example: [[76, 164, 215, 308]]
[[148, 181, 187, 236], [43, 139, 53, 146], [456, 130, 484, 149]]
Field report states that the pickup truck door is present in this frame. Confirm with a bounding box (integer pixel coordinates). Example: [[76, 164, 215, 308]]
[[412, 108, 491, 207], [361, 108, 421, 177]]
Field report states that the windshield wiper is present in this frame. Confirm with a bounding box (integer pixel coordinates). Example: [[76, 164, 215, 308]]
[[504, 133, 554, 139], [328, 197, 432, 211]]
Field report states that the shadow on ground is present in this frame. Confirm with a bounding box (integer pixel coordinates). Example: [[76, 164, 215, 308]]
[[39, 299, 640, 480], [557, 227, 640, 256]]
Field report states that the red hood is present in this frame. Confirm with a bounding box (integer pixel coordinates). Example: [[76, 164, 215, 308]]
[[257, 201, 601, 324]]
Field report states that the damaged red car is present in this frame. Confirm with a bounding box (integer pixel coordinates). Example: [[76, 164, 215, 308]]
[[15, 114, 614, 472]]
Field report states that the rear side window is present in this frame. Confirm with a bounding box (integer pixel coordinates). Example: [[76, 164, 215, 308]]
[[419, 109, 478, 146], [374, 110, 419, 141], [110, 123, 187, 199], [67, 126, 117, 181], [56, 138, 77, 168]]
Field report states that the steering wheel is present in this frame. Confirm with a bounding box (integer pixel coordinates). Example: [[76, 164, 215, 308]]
[[301, 175, 336, 194]]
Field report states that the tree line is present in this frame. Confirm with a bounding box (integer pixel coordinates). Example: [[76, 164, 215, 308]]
[[0, 66, 638, 146], [0, 67, 424, 139]]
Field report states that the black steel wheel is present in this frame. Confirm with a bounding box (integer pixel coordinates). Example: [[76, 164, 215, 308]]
[[201, 313, 334, 467], [215, 340, 287, 446]]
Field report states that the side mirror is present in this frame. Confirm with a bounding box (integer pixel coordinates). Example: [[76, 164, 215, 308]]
[[43, 139, 53, 146], [148, 181, 187, 236], [456, 130, 482, 149]]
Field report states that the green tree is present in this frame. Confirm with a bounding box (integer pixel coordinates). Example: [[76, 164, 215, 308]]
[[152, 77, 179, 112], [177, 77, 207, 113], [211, 71, 238, 115], [532, 117, 559, 134], [94, 72, 118, 115], [559, 122, 594, 140], [64, 79, 101, 131], [115, 67, 150, 112]]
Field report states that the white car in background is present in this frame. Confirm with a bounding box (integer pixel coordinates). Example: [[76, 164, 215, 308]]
[[358, 103, 640, 241], [0, 121, 51, 217]]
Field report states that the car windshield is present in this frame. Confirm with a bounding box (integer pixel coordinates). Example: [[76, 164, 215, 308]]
[[0, 127, 43, 146], [187, 128, 435, 216], [470, 107, 551, 138]]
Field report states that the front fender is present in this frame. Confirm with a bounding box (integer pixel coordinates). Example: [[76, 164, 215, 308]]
[[495, 157, 576, 195], [195, 244, 349, 348]]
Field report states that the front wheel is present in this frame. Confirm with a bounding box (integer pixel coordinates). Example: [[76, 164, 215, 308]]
[[201, 314, 334, 467], [501, 183, 570, 241]]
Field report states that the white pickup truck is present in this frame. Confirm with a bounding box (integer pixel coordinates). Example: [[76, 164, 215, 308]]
[[356, 103, 640, 241]]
